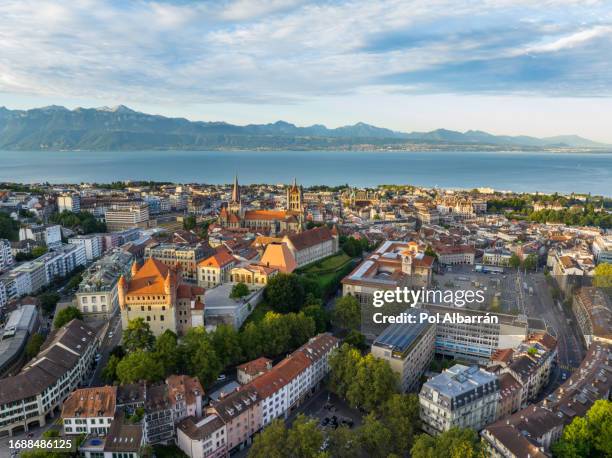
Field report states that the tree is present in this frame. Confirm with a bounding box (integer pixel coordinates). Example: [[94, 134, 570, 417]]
[[0, 212, 20, 241], [425, 245, 438, 261], [183, 214, 197, 230], [25, 333, 45, 359], [411, 428, 484, 458], [327, 426, 356, 458], [344, 329, 367, 351], [329, 344, 398, 412], [181, 327, 222, 386], [357, 414, 393, 458], [264, 273, 305, 313], [211, 324, 243, 367], [333, 295, 361, 331], [551, 399, 612, 458], [102, 354, 121, 383], [39, 291, 61, 314], [248, 419, 287, 458], [523, 254, 538, 271], [53, 306, 83, 328], [285, 415, 325, 458], [116, 350, 164, 383], [303, 304, 329, 333], [509, 253, 521, 269], [31, 246, 48, 258], [593, 263, 612, 289], [154, 330, 180, 375], [123, 318, 155, 352], [230, 282, 250, 299], [381, 394, 420, 455]]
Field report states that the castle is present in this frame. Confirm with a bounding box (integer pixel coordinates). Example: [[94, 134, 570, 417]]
[[218, 176, 304, 234]]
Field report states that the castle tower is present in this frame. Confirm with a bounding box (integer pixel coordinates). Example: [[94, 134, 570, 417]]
[[118, 274, 127, 310]]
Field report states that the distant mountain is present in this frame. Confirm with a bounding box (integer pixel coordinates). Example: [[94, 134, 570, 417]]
[[0, 105, 608, 151]]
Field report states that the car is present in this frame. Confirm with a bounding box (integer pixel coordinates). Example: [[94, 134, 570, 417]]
[[217, 374, 227, 382], [95, 353, 102, 361], [108, 332, 114, 338]]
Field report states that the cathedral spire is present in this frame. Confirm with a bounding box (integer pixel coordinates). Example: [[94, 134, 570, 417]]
[[231, 174, 240, 203]]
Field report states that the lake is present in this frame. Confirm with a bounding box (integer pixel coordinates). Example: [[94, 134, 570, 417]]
[[0, 149, 610, 195]]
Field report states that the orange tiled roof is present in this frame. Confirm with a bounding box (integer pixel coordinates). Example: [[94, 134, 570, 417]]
[[61, 386, 117, 418], [127, 258, 174, 295], [198, 250, 235, 268], [260, 243, 297, 273], [244, 210, 288, 221]]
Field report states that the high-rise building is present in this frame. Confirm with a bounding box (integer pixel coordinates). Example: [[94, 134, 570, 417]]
[[105, 202, 150, 232], [0, 238, 14, 272], [58, 193, 81, 213]]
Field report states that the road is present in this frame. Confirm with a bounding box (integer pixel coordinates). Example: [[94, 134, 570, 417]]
[[89, 313, 122, 387]]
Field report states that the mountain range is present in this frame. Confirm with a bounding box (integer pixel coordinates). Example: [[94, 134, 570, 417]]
[[0, 105, 609, 151]]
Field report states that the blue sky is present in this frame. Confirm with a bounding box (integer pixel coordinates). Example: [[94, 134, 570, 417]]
[[1, 0, 612, 141]]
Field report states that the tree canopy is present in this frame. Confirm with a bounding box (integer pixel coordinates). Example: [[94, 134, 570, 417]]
[[53, 306, 83, 328], [123, 318, 155, 352]]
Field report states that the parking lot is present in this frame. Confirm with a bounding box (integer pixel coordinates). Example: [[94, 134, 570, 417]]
[[295, 389, 362, 431]]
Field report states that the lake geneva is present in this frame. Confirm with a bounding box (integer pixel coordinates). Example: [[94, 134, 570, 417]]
[[0, 149, 610, 195]]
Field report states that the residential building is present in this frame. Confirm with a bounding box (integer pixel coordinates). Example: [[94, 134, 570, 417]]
[[118, 258, 205, 337], [58, 193, 81, 213], [75, 249, 134, 320], [0, 268, 32, 300], [210, 387, 261, 453], [419, 364, 499, 435], [146, 243, 211, 283], [37, 243, 87, 283], [237, 357, 272, 385], [10, 260, 47, 293], [62, 386, 117, 435], [166, 374, 204, 422], [371, 310, 435, 392], [0, 319, 99, 436], [69, 234, 104, 261], [19, 224, 62, 249], [592, 234, 612, 264], [483, 249, 513, 267], [0, 238, 14, 271], [177, 414, 227, 458], [79, 414, 144, 458], [144, 384, 175, 445], [494, 372, 523, 421]]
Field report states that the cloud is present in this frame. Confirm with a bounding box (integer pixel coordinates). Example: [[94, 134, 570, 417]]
[[0, 0, 610, 107]]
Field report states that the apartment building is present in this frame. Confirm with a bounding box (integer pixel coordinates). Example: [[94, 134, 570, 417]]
[[58, 193, 81, 213], [146, 243, 211, 283], [62, 386, 117, 435], [371, 311, 435, 392], [166, 375, 204, 422], [0, 319, 99, 436], [19, 224, 62, 249], [69, 234, 104, 261], [37, 243, 87, 284], [105, 202, 150, 232], [592, 234, 612, 264], [177, 414, 228, 458], [236, 357, 272, 385], [211, 387, 261, 453], [144, 384, 175, 445], [10, 260, 47, 294], [0, 238, 14, 271], [419, 364, 499, 435], [483, 249, 513, 267], [0, 268, 31, 300], [118, 258, 205, 337], [75, 249, 134, 320]]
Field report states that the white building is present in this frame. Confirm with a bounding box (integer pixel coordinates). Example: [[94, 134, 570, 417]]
[[419, 364, 499, 435], [0, 282, 6, 308], [105, 203, 150, 232], [592, 235, 612, 264], [0, 238, 14, 271], [10, 261, 47, 294], [0, 319, 99, 436], [483, 249, 513, 267], [0, 269, 32, 300], [19, 224, 62, 249], [69, 234, 104, 261], [38, 243, 87, 284], [282, 226, 339, 268], [177, 414, 227, 458], [62, 386, 116, 435], [58, 193, 81, 213]]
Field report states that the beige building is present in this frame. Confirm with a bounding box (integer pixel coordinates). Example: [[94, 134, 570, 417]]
[[282, 226, 339, 268], [197, 249, 236, 288], [118, 258, 205, 336], [230, 264, 278, 287]]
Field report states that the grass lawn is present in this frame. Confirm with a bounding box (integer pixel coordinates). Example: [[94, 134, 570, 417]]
[[298, 252, 352, 274]]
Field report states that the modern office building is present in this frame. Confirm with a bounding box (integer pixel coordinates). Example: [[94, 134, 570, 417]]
[[371, 310, 435, 392], [57, 193, 81, 213], [105, 202, 150, 232]]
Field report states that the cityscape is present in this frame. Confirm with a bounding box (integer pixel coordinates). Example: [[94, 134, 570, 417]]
[[0, 178, 610, 458], [1, 1, 612, 457]]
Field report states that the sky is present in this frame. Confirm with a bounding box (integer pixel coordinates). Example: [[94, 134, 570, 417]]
[[1, 0, 612, 141]]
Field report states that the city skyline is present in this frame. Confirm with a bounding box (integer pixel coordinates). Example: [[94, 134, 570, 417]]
[[1, 1, 612, 142]]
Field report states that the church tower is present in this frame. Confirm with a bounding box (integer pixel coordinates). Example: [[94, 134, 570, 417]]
[[286, 177, 303, 213], [229, 174, 242, 215]]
